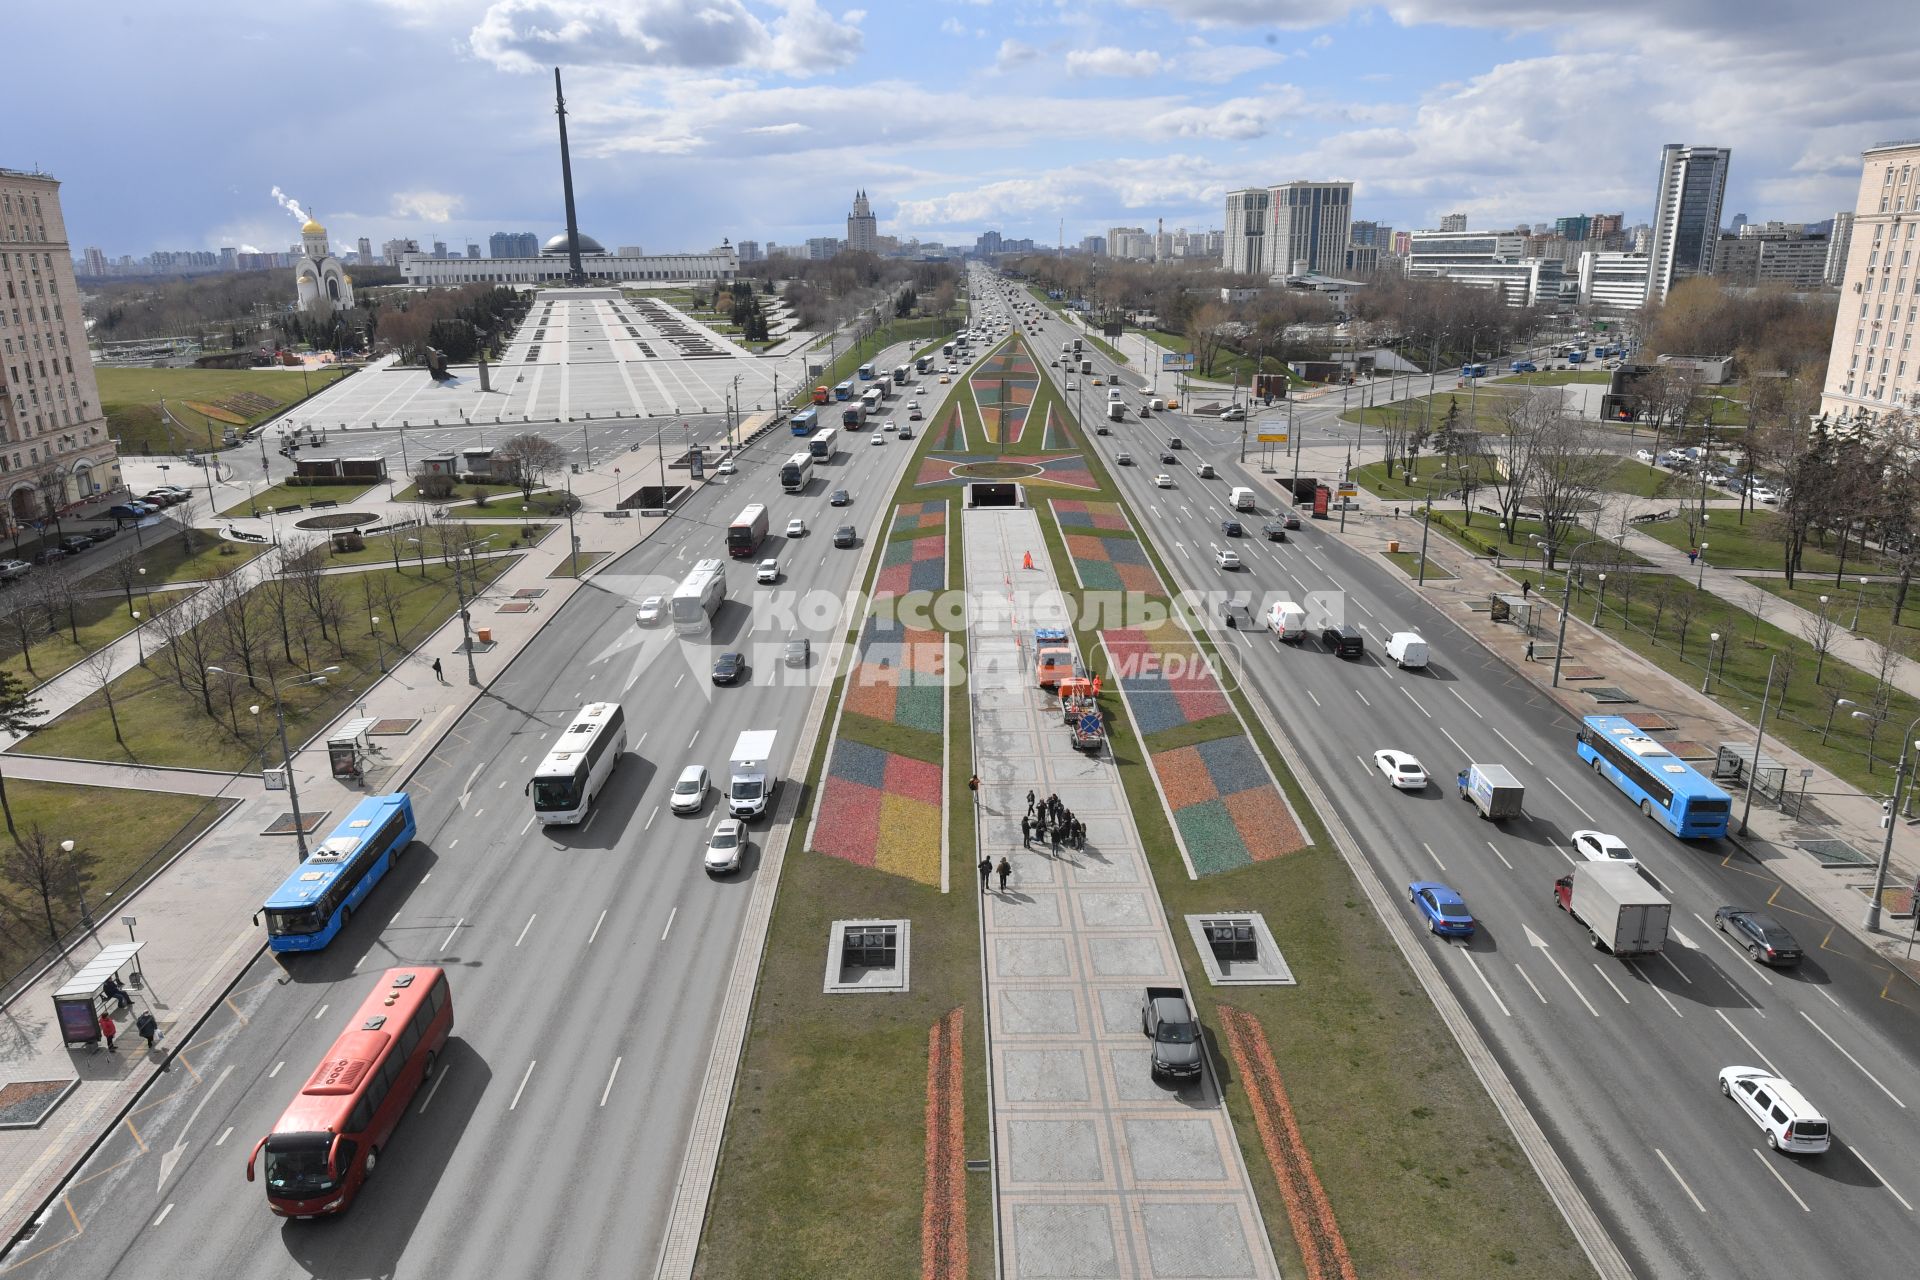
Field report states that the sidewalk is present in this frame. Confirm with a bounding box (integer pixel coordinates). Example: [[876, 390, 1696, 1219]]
[[965, 507, 1280, 1280], [0, 444, 671, 1245]]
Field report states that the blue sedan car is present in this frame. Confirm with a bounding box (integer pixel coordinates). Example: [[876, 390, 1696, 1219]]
[[1409, 881, 1476, 938]]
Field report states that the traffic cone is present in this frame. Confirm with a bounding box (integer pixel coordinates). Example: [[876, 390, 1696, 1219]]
[[1023, 551, 1034, 570]]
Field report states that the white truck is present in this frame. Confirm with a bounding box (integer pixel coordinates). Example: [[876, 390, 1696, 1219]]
[[1555, 863, 1670, 955], [1230, 486, 1256, 512], [1107, 401, 1125, 422], [728, 729, 779, 819], [1080, 358, 1094, 375], [1386, 632, 1429, 668], [1456, 762, 1524, 821]]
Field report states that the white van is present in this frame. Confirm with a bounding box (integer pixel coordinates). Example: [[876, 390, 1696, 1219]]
[[1267, 602, 1308, 642], [1386, 632, 1429, 669], [1230, 486, 1256, 512], [1107, 388, 1122, 401], [1150, 397, 1166, 411]]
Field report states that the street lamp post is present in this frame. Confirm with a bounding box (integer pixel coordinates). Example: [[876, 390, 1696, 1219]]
[[207, 665, 338, 860], [370, 614, 387, 674], [1703, 632, 1721, 693], [130, 611, 145, 665], [1539, 536, 1624, 688], [1863, 715, 1920, 931], [60, 841, 98, 943], [1416, 466, 1454, 586], [1591, 573, 1608, 626], [1739, 654, 1779, 835], [1824, 697, 1858, 744], [1696, 541, 1709, 590], [1853, 575, 1869, 631]]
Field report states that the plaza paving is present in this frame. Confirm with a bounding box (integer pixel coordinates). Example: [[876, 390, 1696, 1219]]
[[966, 506, 1279, 1280]]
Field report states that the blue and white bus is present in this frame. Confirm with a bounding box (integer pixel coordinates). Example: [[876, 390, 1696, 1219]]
[[857, 363, 876, 381], [790, 407, 819, 436], [1575, 715, 1731, 839], [834, 381, 853, 401], [262, 794, 417, 953]]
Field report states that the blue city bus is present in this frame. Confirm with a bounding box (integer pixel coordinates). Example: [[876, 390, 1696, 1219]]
[[261, 793, 417, 953], [834, 381, 853, 401], [790, 407, 819, 436], [1575, 716, 1731, 839]]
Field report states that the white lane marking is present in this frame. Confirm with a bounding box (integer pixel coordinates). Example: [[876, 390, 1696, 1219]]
[[1512, 964, 1549, 1005], [1489, 726, 1534, 765], [1850, 1147, 1916, 1212], [1421, 841, 1447, 872], [1401, 686, 1431, 718], [422, 871, 432, 883], [1528, 933, 1602, 1017], [514, 914, 537, 947], [1438, 725, 1467, 756], [440, 918, 464, 953], [1798, 1011, 1906, 1107], [1816, 986, 1841, 1008], [1354, 599, 1375, 618], [153, 1203, 175, 1227], [459, 764, 483, 809], [267, 1060, 285, 1079], [418, 1064, 450, 1114], [638, 732, 648, 748], [1484, 840, 1513, 871], [1354, 689, 1371, 707], [688, 730, 700, 749], [1545, 777, 1595, 822], [1751, 1148, 1811, 1211], [311, 1004, 329, 1022], [158, 1063, 235, 1191], [448, 837, 459, 850], [508, 1060, 538, 1112], [645, 806, 659, 831], [215, 1127, 233, 1148], [1653, 949, 1694, 986], [1655, 1150, 1707, 1213], [600, 1057, 623, 1108], [1463, 953, 1511, 1017], [521, 815, 536, 836], [1550, 839, 1577, 866], [497, 779, 506, 789], [1696, 912, 1773, 987], [674, 674, 685, 688], [1449, 689, 1484, 719], [662, 906, 678, 942], [1715, 1009, 1781, 1075], [1590, 963, 1632, 1004], [1641, 971, 1685, 1019], [1306, 689, 1320, 707]]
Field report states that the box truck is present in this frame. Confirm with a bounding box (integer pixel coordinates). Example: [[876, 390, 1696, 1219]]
[[1456, 763, 1523, 820], [728, 730, 779, 819], [1554, 863, 1670, 955]]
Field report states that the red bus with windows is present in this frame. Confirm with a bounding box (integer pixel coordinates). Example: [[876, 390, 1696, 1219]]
[[247, 967, 453, 1217]]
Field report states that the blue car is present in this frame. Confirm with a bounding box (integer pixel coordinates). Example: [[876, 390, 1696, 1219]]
[[1409, 881, 1476, 938]]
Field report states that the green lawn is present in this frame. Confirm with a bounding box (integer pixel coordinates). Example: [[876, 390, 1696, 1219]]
[[1382, 549, 1454, 581], [1425, 512, 1651, 566], [1349, 456, 1500, 503], [390, 479, 524, 505], [73, 532, 267, 589], [1523, 569, 1920, 798], [1340, 386, 1527, 435], [1502, 369, 1610, 386], [99, 366, 349, 457], [218, 481, 376, 518], [1635, 517, 1894, 576], [1744, 577, 1920, 650], [15, 558, 514, 771], [1, 587, 192, 687], [546, 549, 609, 578], [1601, 458, 1677, 497], [441, 489, 578, 519], [0, 780, 233, 981], [308, 525, 546, 570], [1082, 330, 1130, 365]]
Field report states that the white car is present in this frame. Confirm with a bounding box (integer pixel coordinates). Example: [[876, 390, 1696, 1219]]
[[756, 558, 780, 584], [786, 517, 807, 537], [669, 764, 710, 814], [715, 460, 737, 475], [1571, 830, 1636, 867], [636, 595, 666, 627], [946, 365, 958, 374], [705, 818, 746, 875], [883, 420, 897, 432], [1718, 1067, 1830, 1154], [1065, 380, 1077, 390], [1373, 750, 1428, 790], [1752, 486, 1780, 504], [870, 432, 884, 446], [1155, 473, 1173, 488], [1215, 548, 1240, 570], [1633, 448, 1655, 464]]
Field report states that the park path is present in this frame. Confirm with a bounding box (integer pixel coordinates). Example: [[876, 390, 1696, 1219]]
[[965, 505, 1279, 1280]]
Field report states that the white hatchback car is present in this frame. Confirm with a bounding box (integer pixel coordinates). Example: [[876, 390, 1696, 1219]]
[[1215, 548, 1240, 570], [715, 460, 737, 475], [1718, 1067, 1830, 1154], [756, 558, 779, 584], [635, 595, 666, 627], [1373, 750, 1428, 790], [1571, 830, 1636, 868], [706, 818, 746, 875], [786, 517, 807, 537], [669, 764, 710, 814]]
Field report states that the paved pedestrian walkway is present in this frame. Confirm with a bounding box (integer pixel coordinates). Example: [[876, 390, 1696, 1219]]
[[965, 506, 1279, 1280]]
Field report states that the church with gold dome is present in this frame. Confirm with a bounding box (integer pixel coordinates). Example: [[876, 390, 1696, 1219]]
[[293, 215, 353, 318]]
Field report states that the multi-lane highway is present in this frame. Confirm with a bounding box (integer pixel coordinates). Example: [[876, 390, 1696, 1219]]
[[991, 274, 1920, 1279], [10, 331, 958, 1278]]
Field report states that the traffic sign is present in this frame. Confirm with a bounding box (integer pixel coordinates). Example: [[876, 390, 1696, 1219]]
[[1336, 485, 1357, 498], [1257, 433, 1289, 443]]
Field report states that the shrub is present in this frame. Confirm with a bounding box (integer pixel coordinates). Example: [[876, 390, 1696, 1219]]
[[472, 488, 491, 509]]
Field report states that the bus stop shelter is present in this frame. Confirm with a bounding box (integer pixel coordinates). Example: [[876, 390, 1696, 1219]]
[[52, 941, 146, 1048]]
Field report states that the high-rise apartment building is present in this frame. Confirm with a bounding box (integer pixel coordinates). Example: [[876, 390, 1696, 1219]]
[[1079, 234, 1106, 256], [1349, 220, 1392, 249], [488, 231, 539, 259], [736, 240, 762, 262], [1821, 141, 1920, 420], [383, 238, 421, 266], [1647, 143, 1732, 303], [81, 246, 106, 277], [465, 243, 481, 259], [806, 236, 842, 260], [1577, 251, 1650, 313], [1825, 211, 1854, 287], [1554, 215, 1592, 241], [1222, 189, 1269, 274], [1106, 227, 1150, 259], [356, 237, 373, 266], [0, 168, 122, 523], [846, 190, 878, 254], [1590, 212, 1624, 241], [1268, 181, 1351, 276], [1439, 213, 1468, 233]]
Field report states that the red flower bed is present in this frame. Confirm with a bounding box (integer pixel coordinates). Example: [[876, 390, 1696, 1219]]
[[1224, 787, 1309, 860], [814, 775, 883, 866]]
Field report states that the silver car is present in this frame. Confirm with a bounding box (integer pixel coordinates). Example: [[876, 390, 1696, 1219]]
[[705, 819, 746, 875], [670, 764, 710, 815]]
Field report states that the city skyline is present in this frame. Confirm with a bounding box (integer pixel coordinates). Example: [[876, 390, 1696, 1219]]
[[16, 0, 1908, 261]]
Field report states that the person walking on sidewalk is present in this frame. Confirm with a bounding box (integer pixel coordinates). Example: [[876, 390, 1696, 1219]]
[[135, 1010, 160, 1051], [99, 1012, 117, 1053], [1020, 815, 1032, 846], [995, 857, 1011, 892], [432, 657, 445, 682], [1026, 789, 1036, 816], [1520, 580, 1530, 599], [1525, 639, 1536, 662], [977, 856, 993, 893]]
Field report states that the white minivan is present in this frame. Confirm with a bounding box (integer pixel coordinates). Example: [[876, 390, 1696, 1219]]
[[1266, 601, 1308, 642], [1386, 632, 1430, 669]]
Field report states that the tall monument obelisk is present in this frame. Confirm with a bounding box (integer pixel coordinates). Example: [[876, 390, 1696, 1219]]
[[554, 66, 586, 286]]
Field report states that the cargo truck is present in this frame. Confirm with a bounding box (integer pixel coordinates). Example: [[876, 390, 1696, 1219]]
[[1554, 863, 1670, 955], [1080, 358, 1094, 375], [1456, 763, 1524, 820], [1230, 486, 1256, 512], [728, 729, 779, 819], [1107, 401, 1124, 422]]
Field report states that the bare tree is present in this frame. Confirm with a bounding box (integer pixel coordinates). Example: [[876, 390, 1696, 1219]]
[[493, 433, 567, 504], [0, 824, 97, 945], [77, 647, 128, 750], [207, 569, 267, 688], [1485, 387, 1560, 538], [0, 583, 49, 677], [1186, 301, 1230, 377], [167, 592, 223, 717], [0, 670, 44, 839], [1803, 599, 1841, 684], [1669, 584, 1703, 659], [1528, 415, 1614, 567]]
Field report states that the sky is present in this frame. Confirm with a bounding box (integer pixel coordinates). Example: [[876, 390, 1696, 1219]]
[[19, 0, 1919, 260]]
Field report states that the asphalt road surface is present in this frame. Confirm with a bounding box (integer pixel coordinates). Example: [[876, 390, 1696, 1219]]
[[992, 275, 1920, 1280], [8, 336, 950, 1279]]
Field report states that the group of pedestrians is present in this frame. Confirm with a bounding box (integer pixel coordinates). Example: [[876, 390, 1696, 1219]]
[[93, 975, 161, 1054], [1019, 790, 1085, 852]]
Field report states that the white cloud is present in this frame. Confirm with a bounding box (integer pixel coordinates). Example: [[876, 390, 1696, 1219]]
[[390, 190, 465, 222], [1142, 89, 1309, 140], [1065, 47, 1166, 78], [994, 38, 1038, 70], [1310, 33, 1332, 49], [1175, 39, 1286, 84], [1123, 0, 1356, 28], [941, 17, 967, 35], [467, 0, 864, 78]]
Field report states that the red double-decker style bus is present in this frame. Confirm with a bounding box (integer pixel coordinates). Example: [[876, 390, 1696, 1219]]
[[247, 967, 453, 1217]]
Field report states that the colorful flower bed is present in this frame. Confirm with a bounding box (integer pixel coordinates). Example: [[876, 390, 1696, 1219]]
[[813, 736, 944, 882], [923, 403, 965, 452], [1100, 624, 1231, 732], [1052, 499, 1131, 531], [1063, 534, 1159, 593], [1040, 404, 1072, 451], [968, 345, 1039, 446], [842, 617, 947, 732], [913, 452, 1098, 491]]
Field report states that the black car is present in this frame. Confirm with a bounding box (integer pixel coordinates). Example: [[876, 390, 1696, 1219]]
[[1221, 519, 1243, 538], [1160, 452, 1176, 464], [830, 489, 851, 507], [83, 526, 117, 542], [784, 638, 811, 667], [1220, 599, 1254, 629], [1321, 624, 1364, 658], [1262, 520, 1289, 542], [59, 536, 94, 553], [833, 525, 857, 548], [1714, 908, 1803, 966], [31, 548, 66, 565], [711, 651, 746, 685], [1280, 510, 1302, 530]]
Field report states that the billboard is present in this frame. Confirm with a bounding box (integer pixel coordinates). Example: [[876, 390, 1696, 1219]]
[[1160, 351, 1195, 372], [1102, 322, 1124, 338]]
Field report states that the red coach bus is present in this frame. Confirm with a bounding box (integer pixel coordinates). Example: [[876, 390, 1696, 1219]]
[[247, 967, 453, 1217]]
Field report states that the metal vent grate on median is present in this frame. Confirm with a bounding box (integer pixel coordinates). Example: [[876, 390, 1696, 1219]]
[[1803, 838, 1875, 868]]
